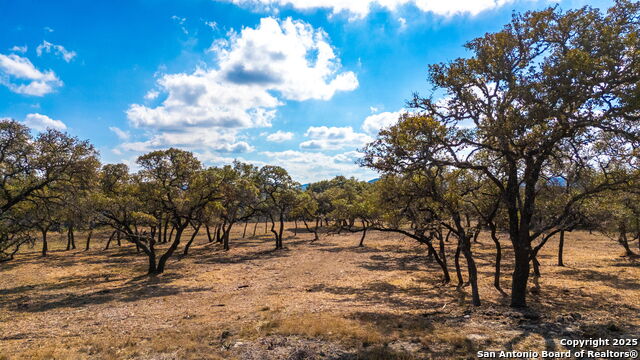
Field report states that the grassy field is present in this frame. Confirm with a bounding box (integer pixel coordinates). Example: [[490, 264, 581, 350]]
[[0, 225, 638, 359]]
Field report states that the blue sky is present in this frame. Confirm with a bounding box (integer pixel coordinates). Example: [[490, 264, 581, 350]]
[[0, 0, 614, 182]]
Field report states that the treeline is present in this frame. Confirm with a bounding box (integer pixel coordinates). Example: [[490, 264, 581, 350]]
[[1, 1, 640, 310]]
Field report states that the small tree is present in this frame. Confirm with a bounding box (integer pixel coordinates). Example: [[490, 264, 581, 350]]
[[257, 166, 299, 249], [137, 149, 225, 273]]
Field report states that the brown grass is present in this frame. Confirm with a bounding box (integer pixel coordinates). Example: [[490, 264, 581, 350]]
[[0, 225, 638, 359]]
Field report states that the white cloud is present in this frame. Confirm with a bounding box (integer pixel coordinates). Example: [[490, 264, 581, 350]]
[[398, 17, 407, 30], [127, 70, 279, 130], [109, 126, 131, 140], [0, 53, 62, 96], [227, 0, 529, 18], [44, 27, 54, 33], [300, 126, 371, 150], [213, 17, 358, 100], [171, 15, 186, 24], [125, 17, 357, 156], [261, 150, 376, 183], [171, 15, 189, 34], [369, 106, 379, 113], [205, 21, 218, 30], [24, 113, 66, 131], [36, 41, 76, 62], [361, 109, 405, 135], [144, 90, 159, 100], [9, 45, 27, 53], [119, 127, 255, 154], [266, 130, 294, 142]]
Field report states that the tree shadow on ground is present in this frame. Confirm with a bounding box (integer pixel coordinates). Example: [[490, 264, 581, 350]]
[[306, 278, 463, 311], [359, 253, 427, 272], [0, 271, 212, 314], [191, 246, 292, 265], [556, 268, 640, 291]]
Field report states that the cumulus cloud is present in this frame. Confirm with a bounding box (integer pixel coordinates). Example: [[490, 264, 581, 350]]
[[261, 150, 376, 183], [266, 130, 294, 142], [36, 41, 76, 62], [214, 17, 358, 100], [125, 17, 357, 156], [127, 70, 279, 130], [119, 127, 255, 154], [227, 0, 529, 18], [24, 113, 66, 131], [0, 53, 62, 96], [300, 126, 371, 150], [361, 109, 405, 135]]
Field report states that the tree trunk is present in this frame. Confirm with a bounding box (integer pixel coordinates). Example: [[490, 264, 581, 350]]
[[278, 214, 285, 248], [252, 221, 258, 237], [425, 242, 436, 262], [167, 226, 175, 245], [183, 224, 201, 256], [557, 230, 565, 266], [147, 250, 157, 274], [85, 229, 93, 251], [155, 226, 185, 274], [157, 217, 163, 243], [489, 225, 505, 295], [242, 222, 248, 238], [163, 219, 169, 243], [41, 228, 48, 257], [205, 224, 213, 242], [116, 230, 121, 246], [358, 225, 367, 247], [618, 221, 636, 257], [427, 235, 450, 284], [66, 226, 73, 250], [303, 219, 319, 241], [223, 222, 233, 251], [269, 216, 278, 247], [438, 232, 447, 269], [454, 243, 463, 287], [294, 219, 298, 237], [472, 228, 481, 244], [215, 223, 223, 243], [460, 235, 481, 306], [314, 219, 320, 241], [104, 230, 116, 250], [531, 255, 541, 294], [510, 244, 531, 308]]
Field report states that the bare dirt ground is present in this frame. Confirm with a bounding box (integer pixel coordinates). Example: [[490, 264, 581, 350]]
[[0, 225, 638, 359]]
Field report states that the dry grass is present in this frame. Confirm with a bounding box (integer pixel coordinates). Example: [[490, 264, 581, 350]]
[[245, 312, 384, 346], [0, 225, 638, 359]]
